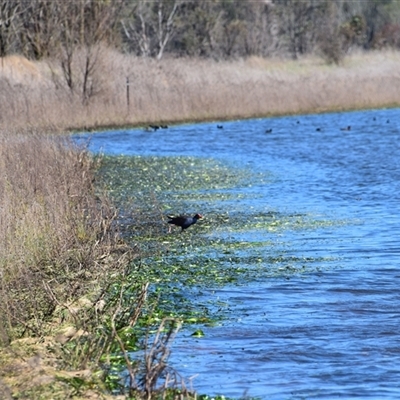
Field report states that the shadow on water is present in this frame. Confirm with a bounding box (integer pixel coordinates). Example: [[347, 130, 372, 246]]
[[75, 108, 400, 399]]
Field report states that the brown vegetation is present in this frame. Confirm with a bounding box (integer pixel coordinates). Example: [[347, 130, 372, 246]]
[[0, 132, 121, 343], [1, 1, 400, 131], [0, 132, 131, 397], [1, 49, 400, 132]]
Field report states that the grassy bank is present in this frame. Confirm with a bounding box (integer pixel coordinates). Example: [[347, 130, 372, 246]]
[[1, 49, 400, 132], [0, 133, 190, 399], [0, 132, 123, 397]]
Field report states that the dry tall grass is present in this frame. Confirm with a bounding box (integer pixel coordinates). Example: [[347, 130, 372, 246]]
[[1, 48, 400, 131], [0, 131, 122, 344]]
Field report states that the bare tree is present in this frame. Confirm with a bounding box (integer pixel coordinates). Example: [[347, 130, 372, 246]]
[[242, 1, 275, 57], [317, 1, 345, 64], [121, 0, 152, 57], [155, 0, 182, 60], [273, 0, 326, 59], [121, 0, 184, 59], [18, 0, 68, 59], [0, 0, 22, 58], [55, 1, 123, 104], [168, 0, 223, 57]]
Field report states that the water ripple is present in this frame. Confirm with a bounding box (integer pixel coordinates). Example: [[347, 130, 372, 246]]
[[76, 108, 400, 399]]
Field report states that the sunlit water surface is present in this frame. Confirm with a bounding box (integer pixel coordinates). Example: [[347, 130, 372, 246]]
[[76, 108, 400, 399]]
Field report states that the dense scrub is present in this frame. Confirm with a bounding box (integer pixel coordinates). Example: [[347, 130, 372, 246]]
[[0, 133, 134, 397]]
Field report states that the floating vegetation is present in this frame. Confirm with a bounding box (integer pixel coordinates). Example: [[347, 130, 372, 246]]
[[96, 155, 264, 208], [214, 210, 356, 233], [91, 153, 353, 398], [97, 154, 346, 329]]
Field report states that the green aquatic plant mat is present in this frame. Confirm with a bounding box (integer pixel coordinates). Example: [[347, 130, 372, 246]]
[[96, 155, 347, 326], [91, 154, 354, 397], [96, 154, 266, 208]]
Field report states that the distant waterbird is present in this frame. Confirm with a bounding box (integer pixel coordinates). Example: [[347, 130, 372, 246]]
[[167, 214, 203, 232]]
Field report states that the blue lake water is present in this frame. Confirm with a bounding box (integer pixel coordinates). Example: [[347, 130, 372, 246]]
[[76, 108, 400, 399]]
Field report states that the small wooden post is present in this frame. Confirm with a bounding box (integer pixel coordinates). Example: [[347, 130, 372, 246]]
[[126, 76, 130, 110]]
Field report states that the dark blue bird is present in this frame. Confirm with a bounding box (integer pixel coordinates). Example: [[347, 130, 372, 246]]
[[167, 214, 203, 232]]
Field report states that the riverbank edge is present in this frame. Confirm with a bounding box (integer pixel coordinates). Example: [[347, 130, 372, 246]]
[[73, 101, 400, 134], [2, 49, 400, 133]]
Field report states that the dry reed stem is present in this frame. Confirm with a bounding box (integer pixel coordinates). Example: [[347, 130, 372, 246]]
[[143, 317, 183, 399], [0, 131, 121, 342], [1, 48, 400, 131]]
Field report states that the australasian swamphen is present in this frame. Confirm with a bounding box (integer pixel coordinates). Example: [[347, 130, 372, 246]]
[[167, 214, 203, 232]]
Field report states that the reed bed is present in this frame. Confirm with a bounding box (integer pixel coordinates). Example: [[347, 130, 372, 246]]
[[0, 131, 122, 343], [1, 48, 400, 131]]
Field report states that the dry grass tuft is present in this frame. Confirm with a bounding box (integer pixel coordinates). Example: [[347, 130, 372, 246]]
[[1, 48, 400, 131], [0, 130, 124, 343]]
